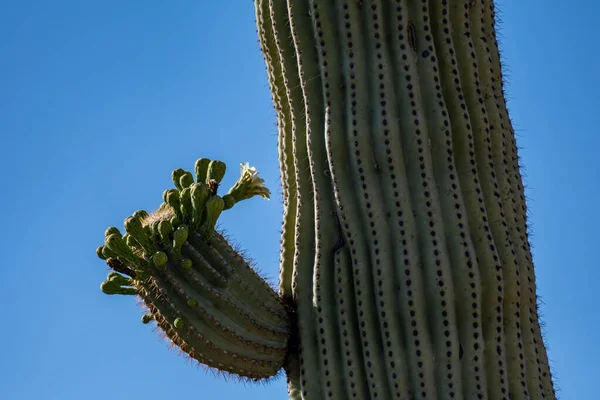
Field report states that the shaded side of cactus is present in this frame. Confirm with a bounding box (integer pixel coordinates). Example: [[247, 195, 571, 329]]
[[253, 0, 556, 399]]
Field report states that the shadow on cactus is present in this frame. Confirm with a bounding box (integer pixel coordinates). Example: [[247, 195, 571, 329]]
[[96, 158, 290, 380]]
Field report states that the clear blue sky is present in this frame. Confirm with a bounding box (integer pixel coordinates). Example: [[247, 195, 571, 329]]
[[0, 1, 597, 399]]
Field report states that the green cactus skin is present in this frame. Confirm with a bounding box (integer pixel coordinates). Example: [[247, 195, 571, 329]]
[[94, 1, 557, 398], [207, 160, 227, 185], [194, 158, 211, 183], [206, 160, 227, 194], [253, 0, 556, 399], [96, 159, 288, 380], [190, 182, 211, 227]]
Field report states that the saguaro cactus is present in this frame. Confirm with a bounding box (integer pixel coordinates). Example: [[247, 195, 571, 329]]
[[95, 1, 556, 399]]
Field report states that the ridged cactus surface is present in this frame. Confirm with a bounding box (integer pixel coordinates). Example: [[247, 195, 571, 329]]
[[94, 1, 557, 399], [255, 0, 556, 399], [96, 159, 290, 379]]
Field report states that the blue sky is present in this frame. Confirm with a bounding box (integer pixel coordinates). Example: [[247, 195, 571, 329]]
[[0, 1, 597, 399]]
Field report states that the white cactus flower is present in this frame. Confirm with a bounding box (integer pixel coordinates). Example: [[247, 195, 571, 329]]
[[226, 162, 271, 202]]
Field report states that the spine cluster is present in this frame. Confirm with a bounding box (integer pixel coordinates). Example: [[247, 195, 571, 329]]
[[256, 0, 555, 399]]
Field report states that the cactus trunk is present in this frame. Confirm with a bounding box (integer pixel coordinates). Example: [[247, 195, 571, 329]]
[[255, 0, 556, 399]]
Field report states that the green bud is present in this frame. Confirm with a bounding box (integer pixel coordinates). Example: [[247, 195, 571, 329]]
[[202, 196, 225, 235], [152, 251, 168, 269], [162, 189, 171, 204], [107, 271, 121, 280], [96, 245, 107, 260], [180, 258, 192, 269], [207, 160, 226, 185], [107, 272, 132, 286], [105, 234, 133, 260], [144, 219, 154, 238], [190, 182, 210, 227], [101, 245, 119, 259], [124, 216, 155, 254], [141, 314, 153, 324], [172, 224, 189, 256], [222, 194, 236, 210], [105, 226, 121, 238], [148, 220, 161, 238], [171, 168, 186, 190], [165, 189, 181, 217], [133, 210, 149, 220], [100, 280, 137, 295], [100, 280, 118, 294], [158, 219, 173, 242], [194, 158, 211, 183], [173, 225, 189, 244], [106, 234, 147, 266], [179, 171, 194, 189], [124, 217, 143, 234], [179, 187, 192, 223], [126, 234, 140, 248], [187, 298, 198, 307], [173, 317, 185, 329]]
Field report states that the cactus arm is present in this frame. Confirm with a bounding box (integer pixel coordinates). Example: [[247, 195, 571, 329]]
[[180, 241, 229, 287], [95, 159, 290, 381], [139, 280, 282, 378], [208, 233, 288, 321], [162, 242, 287, 340]]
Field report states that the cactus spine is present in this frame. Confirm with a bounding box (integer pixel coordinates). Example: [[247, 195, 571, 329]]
[[94, 1, 556, 399], [254, 0, 556, 399]]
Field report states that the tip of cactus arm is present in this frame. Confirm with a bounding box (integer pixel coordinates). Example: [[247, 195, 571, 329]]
[[93, 156, 289, 381]]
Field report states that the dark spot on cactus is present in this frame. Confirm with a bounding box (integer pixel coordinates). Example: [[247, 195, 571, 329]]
[[106, 257, 136, 278], [208, 179, 219, 195]]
